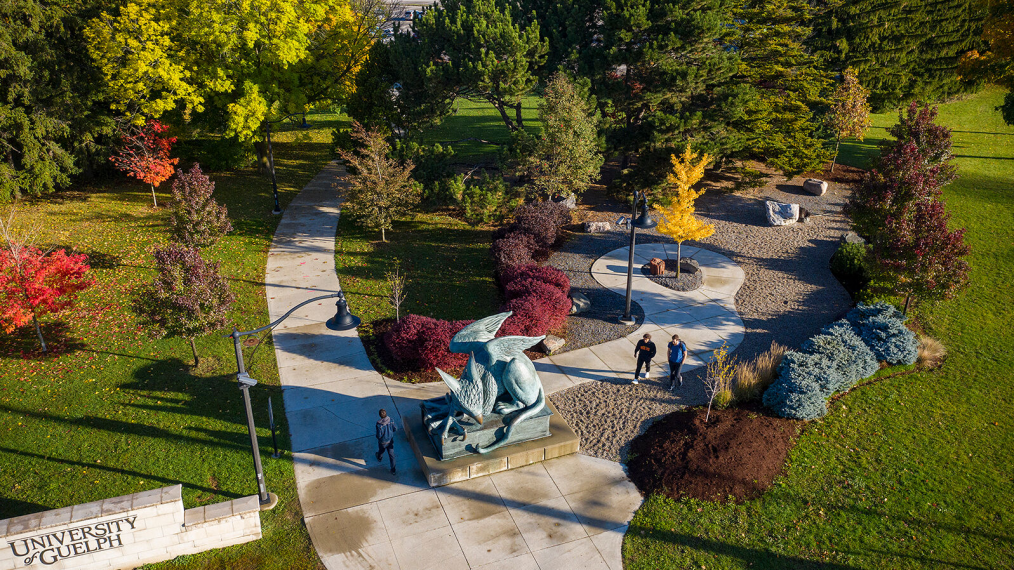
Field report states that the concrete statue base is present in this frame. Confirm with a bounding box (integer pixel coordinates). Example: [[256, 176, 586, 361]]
[[421, 395, 554, 461]]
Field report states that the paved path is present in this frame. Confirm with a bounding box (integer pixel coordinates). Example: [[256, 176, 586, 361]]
[[267, 163, 642, 570], [533, 243, 745, 388]]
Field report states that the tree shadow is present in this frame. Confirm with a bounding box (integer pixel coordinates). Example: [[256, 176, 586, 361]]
[[0, 320, 86, 360]]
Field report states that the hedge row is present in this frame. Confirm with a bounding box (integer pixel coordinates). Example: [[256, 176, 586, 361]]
[[491, 202, 572, 275], [762, 302, 918, 420]]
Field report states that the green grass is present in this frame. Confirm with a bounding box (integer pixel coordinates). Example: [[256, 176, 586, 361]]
[[415, 96, 542, 162], [624, 87, 1014, 568], [0, 111, 347, 569]]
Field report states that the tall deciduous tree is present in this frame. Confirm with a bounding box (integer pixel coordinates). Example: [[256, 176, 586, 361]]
[[0, 210, 93, 352], [960, 0, 1014, 123], [110, 119, 178, 207], [337, 122, 420, 242], [168, 164, 232, 248], [134, 245, 235, 366], [590, 0, 753, 192], [734, 0, 832, 176], [509, 73, 603, 199], [656, 144, 715, 272], [829, 68, 872, 172]]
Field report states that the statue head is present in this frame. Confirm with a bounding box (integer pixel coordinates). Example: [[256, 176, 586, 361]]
[[435, 354, 485, 425]]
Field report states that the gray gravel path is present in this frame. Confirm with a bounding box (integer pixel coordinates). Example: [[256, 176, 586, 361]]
[[549, 175, 854, 461]]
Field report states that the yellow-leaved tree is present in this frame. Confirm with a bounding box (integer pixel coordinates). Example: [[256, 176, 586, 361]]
[[656, 143, 714, 275]]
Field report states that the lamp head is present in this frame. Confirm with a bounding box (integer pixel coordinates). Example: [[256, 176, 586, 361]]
[[633, 200, 656, 229], [326, 293, 361, 330]]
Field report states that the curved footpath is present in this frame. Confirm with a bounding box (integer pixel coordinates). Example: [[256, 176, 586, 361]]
[[265, 163, 744, 569]]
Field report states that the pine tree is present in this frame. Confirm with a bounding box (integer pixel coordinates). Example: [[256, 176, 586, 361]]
[[656, 144, 715, 273], [590, 0, 753, 193], [734, 0, 832, 176]]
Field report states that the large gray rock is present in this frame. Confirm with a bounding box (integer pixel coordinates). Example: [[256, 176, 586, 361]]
[[765, 200, 800, 226], [569, 291, 591, 314], [539, 334, 567, 354], [841, 231, 866, 245], [803, 178, 828, 196], [553, 193, 578, 209], [584, 221, 611, 233]]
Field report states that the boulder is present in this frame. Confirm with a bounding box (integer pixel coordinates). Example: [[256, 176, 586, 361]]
[[569, 291, 591, 314], [803, 178, 828, 196], [552, 193, 578, 209], [841, 231, 866, 245], [584, 221, 611, 233], [539, 334, 566, 354], [765, 200, 799, 226]]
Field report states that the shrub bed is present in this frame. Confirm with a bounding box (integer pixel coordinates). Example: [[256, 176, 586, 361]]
[[383, 314, 474, 371]]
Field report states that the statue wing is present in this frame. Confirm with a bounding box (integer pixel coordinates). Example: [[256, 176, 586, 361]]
[[449, 312, 512, 354], [486, 335, 546, 363]]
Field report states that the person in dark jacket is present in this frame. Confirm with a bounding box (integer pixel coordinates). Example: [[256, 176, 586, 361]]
[[667, 333, 687, 390], [633, 333, 656, 384], [375, 409, 398, 474]]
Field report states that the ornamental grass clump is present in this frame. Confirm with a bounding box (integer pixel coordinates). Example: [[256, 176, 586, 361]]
[[762, 351, 837, 420], [802, 320, 879, 394], [732, 341, 786, 403], [917, 335, 947, 368], [845, 302, 919, 365]]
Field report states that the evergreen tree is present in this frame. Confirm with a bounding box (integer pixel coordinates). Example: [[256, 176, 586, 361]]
[[734, 0, 832, 176], [959, 0, 1014, 123], [590, 0, 753, 193]]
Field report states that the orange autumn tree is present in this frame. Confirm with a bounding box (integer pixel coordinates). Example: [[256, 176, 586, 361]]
[[110, 119, 179, 208], [656, 143, 714, 275]]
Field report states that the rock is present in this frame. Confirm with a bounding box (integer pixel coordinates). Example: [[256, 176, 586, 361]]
[[841, 231, 866, 245], [539, 334, 566, 354], [553, 193, 578, 209], [649, 257, 666, 275], [765, 200, 800, 226], [584, 221, 611, 233], [803, 178, 828, 196], [569, 291, 591, 314]]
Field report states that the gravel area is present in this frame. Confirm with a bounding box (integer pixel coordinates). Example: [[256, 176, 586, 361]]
[[549, 172, 856, 461], [641, 258, 703, 291]]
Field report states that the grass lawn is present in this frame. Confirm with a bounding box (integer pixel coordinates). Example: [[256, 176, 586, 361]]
[[0, 111, 347, 569], [415, 96, 542, 163], [623, 88, 1014, 568]]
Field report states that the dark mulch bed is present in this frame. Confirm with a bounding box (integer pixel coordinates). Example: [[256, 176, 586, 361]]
[[640, 258, 703, 291], [627, 404, 801, 502]]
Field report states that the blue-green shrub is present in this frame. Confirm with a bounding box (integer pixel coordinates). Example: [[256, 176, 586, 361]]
[[846, 302, 919, 365], [802, 320, 879, 394], [762, 351, 833, 420]]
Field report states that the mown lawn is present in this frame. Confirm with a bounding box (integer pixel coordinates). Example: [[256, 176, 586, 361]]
[[0, 112, 347, 569], [416, 96, 542, 162], [623, 88, 1014, 568]]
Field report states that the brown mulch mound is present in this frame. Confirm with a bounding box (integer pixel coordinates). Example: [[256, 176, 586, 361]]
[[627, 405, 801, 502]]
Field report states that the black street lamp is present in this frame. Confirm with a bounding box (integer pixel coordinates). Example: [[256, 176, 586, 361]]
[[226, 291, 360, 508], [264, 112, 311, 215], [618, 190, 656, 325]]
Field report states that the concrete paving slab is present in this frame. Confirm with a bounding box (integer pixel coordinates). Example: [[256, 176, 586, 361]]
[[590, 525, 627, 570], [289, 406, 374, 452], [279, 352, 379, 388], [683, 302, 735, 323], [451, 511, 529, 567], [489, 463, 563, 509], [531, 360, 577, 395], [532, 537, 610, 570], [376, 489, 450, 538], [546, 349, 622, 386], [663, 243, 699, 259], [273, 331, 364, 369], [587, 337, 638, 374], [306, 502, 391, 557], [435, 476, 507, 525], [647, 308, 699, 329], [323, 394, 402, 430], [473, 553, 540, 570], [632, 242, 667, 259], [299, 462, 430, 517], [510, 495, 587, 551], [565, 479, 643, 536], [293, 433, 416, 484], [544, 455, 629, 497], [320, 541, 401, 570], [390, 526, 469, 570]]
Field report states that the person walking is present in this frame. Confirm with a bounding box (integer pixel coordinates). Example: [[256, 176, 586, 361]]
[[667, 334, 687, 390], [633, 333, 656, 384], [375, 409, 398, 475]]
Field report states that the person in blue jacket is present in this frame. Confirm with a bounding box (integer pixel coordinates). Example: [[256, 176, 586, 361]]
[[667, 334, 687, 391], [375, 409, 398, 475]]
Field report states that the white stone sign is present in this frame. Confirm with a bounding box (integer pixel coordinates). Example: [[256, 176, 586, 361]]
[[1, 486, 262, 570]]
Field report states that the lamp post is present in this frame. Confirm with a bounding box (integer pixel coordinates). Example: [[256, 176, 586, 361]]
[[264, 112, 311, 215], [618, 190, 656, 325], [226, 290, 360, 508]]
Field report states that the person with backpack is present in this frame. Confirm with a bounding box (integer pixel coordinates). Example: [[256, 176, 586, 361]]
[[667, 334, 687, 390], [632, 333, 656, 384], [375, 409, 398, 475]]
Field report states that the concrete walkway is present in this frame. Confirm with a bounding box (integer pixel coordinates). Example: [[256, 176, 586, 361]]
[[266, 163, 642, 570], [533, 243, 745, 388]]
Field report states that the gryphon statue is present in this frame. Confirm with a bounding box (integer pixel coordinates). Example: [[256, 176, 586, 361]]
[[427, 312, 546, 453]]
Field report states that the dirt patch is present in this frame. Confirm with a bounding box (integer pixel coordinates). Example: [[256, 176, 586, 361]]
[[626, 405, 800, 502]]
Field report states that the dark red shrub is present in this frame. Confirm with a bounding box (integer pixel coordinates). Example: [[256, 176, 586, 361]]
[[513, 209, 558, 248], [492, 231, 539, 272], [384, 314, 473, 370], [499, 264, 570, 296], [499, 284, 571, 336]]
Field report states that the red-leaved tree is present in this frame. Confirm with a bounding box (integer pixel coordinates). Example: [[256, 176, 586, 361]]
[[0, 213, 93, 352], [110, 119, 179, 208]]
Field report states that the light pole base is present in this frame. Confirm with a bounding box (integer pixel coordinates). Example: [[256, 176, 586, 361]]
[[271, 207, 283, 216], [618, 315, 636, 326], [259, 492, 279, 511]]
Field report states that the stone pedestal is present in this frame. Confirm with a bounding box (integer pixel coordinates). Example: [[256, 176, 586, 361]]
[[404, 400, 580, 487], [421, 396, 553, 460]]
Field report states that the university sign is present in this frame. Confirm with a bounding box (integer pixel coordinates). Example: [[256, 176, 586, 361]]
[[8, 516, 137, 566]]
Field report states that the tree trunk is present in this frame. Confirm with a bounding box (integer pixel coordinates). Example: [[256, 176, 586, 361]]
[[903, 293, 912, 316], [381, 227, 387, 242], [513, 102, 524, 130], [830, 136, 841, 173], [32, 314, 48, 353], [149, 184, 158, 208], [189, 337, 200, 367], [675, 241, 682, 277], [490, 98, 518, 132]]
